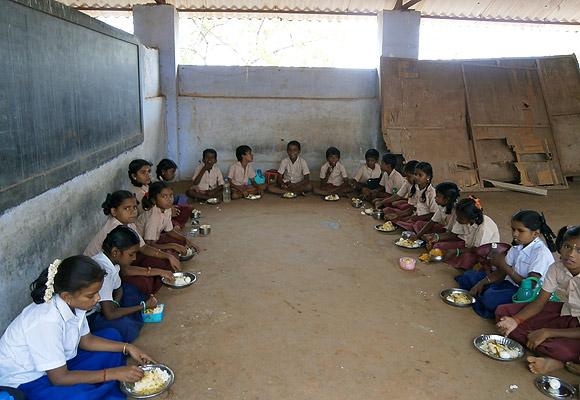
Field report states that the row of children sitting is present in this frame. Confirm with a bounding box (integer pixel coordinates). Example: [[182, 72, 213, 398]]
[[0, 158, 204, 399], [371, 157, 580, 376]]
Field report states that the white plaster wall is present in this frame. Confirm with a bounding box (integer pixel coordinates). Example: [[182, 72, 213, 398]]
[[177, 66, 383, 178], [0, 47, 165, 332]]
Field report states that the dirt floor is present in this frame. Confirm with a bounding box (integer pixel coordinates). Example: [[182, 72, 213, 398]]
[[136, 182, 580, 400]]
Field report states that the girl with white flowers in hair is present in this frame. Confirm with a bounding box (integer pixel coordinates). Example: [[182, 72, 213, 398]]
[[0, 256, 154, 399]]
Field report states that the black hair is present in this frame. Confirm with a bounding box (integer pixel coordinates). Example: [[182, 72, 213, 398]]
[[236, 145, 252, 161], [410, 162, 434, 203], [128, 159, 152, 187], [30, 256, 105, 304], [101, 190, 137, 216], [102, 225, 141, 255], [435, 182, 461, 215], [556, 225, 580, 252], [326, 147, 340, 159], [141, 181, 171, 211], [512, 210, 557, 252], [403, 160, 419, 175], [455, 197, 484, 225], [156, 159, 177, 181], [382, 154, 397, 169], [365, 149, 380, 161], [203, 148, 217, 159], [287, 140, 301, 151]]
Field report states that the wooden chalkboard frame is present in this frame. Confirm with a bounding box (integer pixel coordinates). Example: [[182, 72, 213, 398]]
[[0, 0, 144, 213]]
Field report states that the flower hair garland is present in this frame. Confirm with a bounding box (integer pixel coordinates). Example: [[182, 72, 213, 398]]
[[44, 259, 62, 303], [468, 195, 482, 210]]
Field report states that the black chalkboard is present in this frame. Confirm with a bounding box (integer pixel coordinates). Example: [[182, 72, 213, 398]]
[[0, 0, 143, 213]]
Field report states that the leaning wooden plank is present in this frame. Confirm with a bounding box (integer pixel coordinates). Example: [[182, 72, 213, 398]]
[[483, 179, 547, 196]]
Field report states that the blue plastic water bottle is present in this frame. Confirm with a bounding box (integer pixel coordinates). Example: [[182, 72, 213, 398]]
[[0, 391, 15, 400]]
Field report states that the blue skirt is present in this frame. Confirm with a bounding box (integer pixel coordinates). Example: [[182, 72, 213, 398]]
[[88, 283, 146, 343], [455, 270, 518, 319], [18, 328, 126, 400]]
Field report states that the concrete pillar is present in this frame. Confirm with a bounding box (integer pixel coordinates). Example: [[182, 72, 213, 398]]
[[133, 5, 179, 165], [377, 10, 420, 59]]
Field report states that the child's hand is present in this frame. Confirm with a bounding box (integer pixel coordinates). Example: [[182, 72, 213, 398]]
[[167, 255, 181, 272], [109, 366, 144, 383], [186, 239, 200, 252], [469, 281, 486, 296], [527, 329, 551, 350], [423, 233, 435, 242], [174, 244, 188, 255], [126, 344, 156, 365], [145, 296, 158, 309], [156, 269, 175, 282], [384, 213, 398, 221], [171, 206, 181, 217], [496, 316, 518, 337]]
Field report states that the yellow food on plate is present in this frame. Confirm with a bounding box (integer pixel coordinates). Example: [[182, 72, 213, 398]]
[[446, 292, 472, 305], [419, 253, 430, 262], [480, 339, 520, 359], [430, 248, 444, 257], [132, 368, 171, 395], [144, 305, 163, 315], [396, 238, 419, 248], [377, 221, 395, 232]]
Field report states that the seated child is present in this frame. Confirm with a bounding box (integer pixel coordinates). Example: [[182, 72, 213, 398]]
[[457, 210, 556, 318], [313, 147, 350, 196], [431, 196, 505, 270], [267, 140, 312, 195], [155, 158, 193, 230], [186, 148, 224, 201], [136, 181, 200, 255], [383, 162, 438, 229], [128, 159, 152, 212], [352, 149, 381, 194], [0, 256, 154, 400], [88, 226, 157, 343], [374, 160, 418, 210], [496, 225, 580, 375], [84, 190, 179, 295], [364, 154, 405, 201], [412, 182, 460, 239], [227, 145, 265, 200]]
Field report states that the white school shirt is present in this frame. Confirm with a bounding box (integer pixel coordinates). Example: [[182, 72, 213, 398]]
[[320, 161, 348, 186], [353, 164, 381, 183], [0, 295, 90, 387], [431, 205, 456, 231], [132, 184, 148, 212], [408, 185, 438, 216], [397, 181, 412, 199], [278, 157, 310, 184], [84, 217, 145, 257], [542, 262, 580, 320], [136, 206, 173, 242], [379, 169, 406, 195], [504, 237, 554, 286], [192, 164, 225, 191], [228, 161, 256, 187], [92, 252, 122, 303], [451, 215, 500, 248]]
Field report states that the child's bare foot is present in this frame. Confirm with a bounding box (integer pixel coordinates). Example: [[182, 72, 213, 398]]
[[527, 356, 564, 374], [565, 361, 580, 376]]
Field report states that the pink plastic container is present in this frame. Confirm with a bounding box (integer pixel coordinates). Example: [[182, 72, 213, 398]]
[[399, 257, 417, 271]]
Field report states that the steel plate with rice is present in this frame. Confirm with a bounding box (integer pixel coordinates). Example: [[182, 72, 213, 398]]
[[473, 334, 525, 361], [162, 272, 197, 289], [535, 375, 576, 399], [178, 247, 196, 262], [282, 192, 297, 199], [206, 198, 219, 205], [324, 194, 340, 201], [120, 364, 174, 398], [375, 222, 398, 233], [245, 194, 261, 200], [394, 238, 424, 249], [440, 288, 475, 307]]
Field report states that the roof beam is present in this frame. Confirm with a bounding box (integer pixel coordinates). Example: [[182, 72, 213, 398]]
[[393, 0, 422, 11]]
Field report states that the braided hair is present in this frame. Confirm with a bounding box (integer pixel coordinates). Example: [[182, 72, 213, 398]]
[[455, 197, 484, 225], [435, 182, 460, 215], [409, 162, 433, 203]]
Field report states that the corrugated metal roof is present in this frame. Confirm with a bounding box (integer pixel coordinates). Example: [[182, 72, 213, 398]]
[[63, 0, 580, 24]]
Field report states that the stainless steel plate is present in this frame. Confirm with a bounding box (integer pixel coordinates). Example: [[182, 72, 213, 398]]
[[473, 334, 525, 361], [206, 198, 219, 204], [245, 194, 261, 200], [178, 247, 196, 262], [282, 192, 297, 199], [535, 375, 576, 399], [440, 288, 475, 307], [162, 272, 197, 289], [120, 364, 175, 398], [324, 194, 340, 201], [374, 224, 398, 234], [393, 238, 425, 249]]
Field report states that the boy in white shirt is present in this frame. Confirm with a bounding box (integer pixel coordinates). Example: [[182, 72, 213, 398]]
[[352, 149, 381, 194], [369, 153, 405, 201], [268, 140, 312, 195], [314, 147, 350, 196], [186, 149, 224, 201]]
